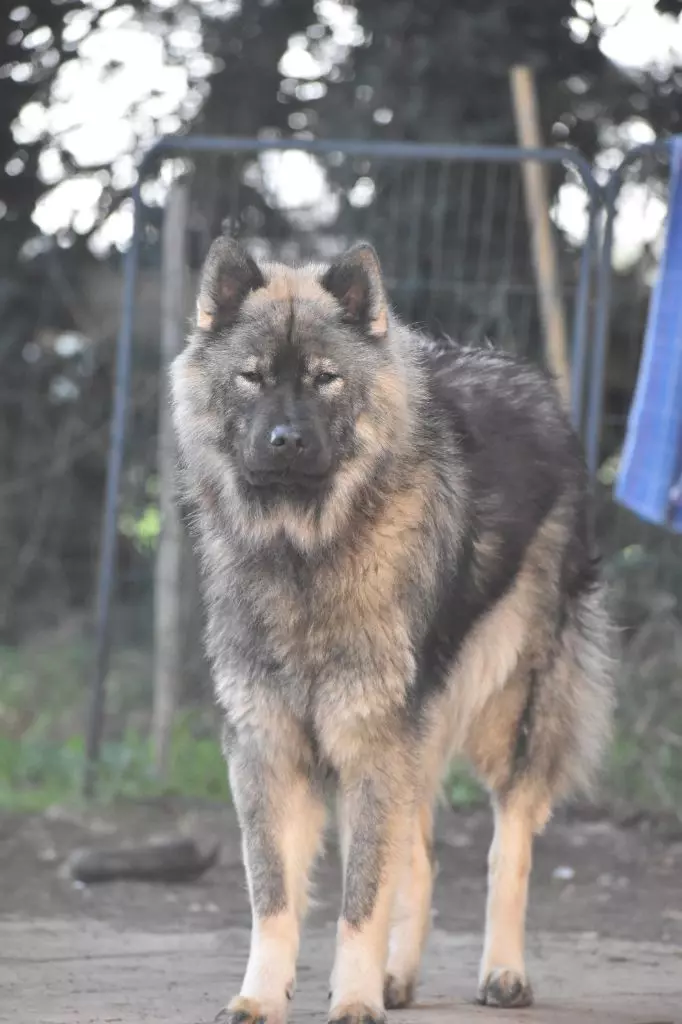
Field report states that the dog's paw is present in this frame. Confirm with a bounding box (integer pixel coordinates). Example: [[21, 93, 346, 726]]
[[383, 974, 415, 1010], [328, 1000, 386, 1024], [216, 996, 284, 1024], [477, 968, 533, 1008]]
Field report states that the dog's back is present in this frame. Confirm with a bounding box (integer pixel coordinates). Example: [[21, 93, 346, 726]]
[[407, 334, 612, 794]]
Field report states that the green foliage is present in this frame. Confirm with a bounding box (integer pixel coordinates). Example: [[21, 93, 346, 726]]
[[445, 762, 486, 809], [0, 640, 227, 810], [607, 720, 682, 815], [3, 566, 682, 818], [0, 717, 229, 812], [597, 452, 621, 487], [119, 504, 161, 553]]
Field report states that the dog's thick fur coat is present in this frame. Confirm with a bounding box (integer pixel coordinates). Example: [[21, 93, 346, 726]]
[[171, 239, 614, 1022]]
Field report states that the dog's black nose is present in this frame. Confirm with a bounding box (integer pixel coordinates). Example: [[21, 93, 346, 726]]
[[269, 424, 304, 450]]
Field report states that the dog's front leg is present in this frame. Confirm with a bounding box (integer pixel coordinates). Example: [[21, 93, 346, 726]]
[[223, 733, 326, 1024], [329, 770, 412, 1024]]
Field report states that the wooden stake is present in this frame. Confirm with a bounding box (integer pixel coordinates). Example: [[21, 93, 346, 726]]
[[510, 64, 571, 403], [152, 180, 189, 778]]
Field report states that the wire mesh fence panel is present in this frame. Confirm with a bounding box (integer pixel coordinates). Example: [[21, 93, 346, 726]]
[[595, 146, 671, 469], [182, 146, 592, 357], [103, 143, 596, 704], [594, 144, 681, 592]]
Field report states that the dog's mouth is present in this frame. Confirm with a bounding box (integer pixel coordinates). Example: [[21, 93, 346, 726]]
[[239, 466, 332, 492]]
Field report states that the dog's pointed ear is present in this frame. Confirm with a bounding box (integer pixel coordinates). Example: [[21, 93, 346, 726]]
[[195, 237, 265, 332], [320, 243, 388, 339]]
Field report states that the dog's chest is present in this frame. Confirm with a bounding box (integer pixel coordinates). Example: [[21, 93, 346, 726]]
[[253, 539, 417, 724]]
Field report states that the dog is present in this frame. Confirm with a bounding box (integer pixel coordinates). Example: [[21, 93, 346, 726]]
[[171, 237, 614, 1022]]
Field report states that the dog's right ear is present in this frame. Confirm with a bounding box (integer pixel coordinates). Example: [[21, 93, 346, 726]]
[[195, 237, 265, 332]]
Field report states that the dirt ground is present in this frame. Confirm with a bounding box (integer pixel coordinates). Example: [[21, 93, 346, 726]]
[[1, 801, 681, 1024]]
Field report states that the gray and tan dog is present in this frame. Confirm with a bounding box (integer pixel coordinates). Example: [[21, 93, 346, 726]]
[[171, 238, 614, 1022]]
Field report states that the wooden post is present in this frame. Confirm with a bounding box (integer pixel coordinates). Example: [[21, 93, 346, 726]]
[[152, 180, 189, 778], [510, 64, 571, 403]]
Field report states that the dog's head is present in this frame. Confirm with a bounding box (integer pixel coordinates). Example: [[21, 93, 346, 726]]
[[171, 238, 414, 550]]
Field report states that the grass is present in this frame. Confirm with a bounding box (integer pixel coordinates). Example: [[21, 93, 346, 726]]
[[0, 627, 488, 812], [0, 717, 481, 813], [0, 632, 486, 811], [445, 762, 485, 808], [0, 720, 230, 812], [1, 583, 681, 817], [0, 636, 229, 810]]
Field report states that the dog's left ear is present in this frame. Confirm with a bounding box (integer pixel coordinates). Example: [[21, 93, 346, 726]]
[[321, 243, 388, 339]]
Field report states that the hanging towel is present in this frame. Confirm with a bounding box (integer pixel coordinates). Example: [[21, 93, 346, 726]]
[[615, 137, 682, 532]]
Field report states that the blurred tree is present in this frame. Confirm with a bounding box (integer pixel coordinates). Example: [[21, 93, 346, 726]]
[[1, 0, 681, 642], [278, 0, 682, 338]]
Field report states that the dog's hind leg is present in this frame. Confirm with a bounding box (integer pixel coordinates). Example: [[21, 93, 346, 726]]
[[474, 583, 613, 1008], [477, 789, 549, 1008], [383, 802, 435, 1009]]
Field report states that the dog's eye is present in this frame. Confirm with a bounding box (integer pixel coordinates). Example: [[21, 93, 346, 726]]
[[314, 371, 340, 387], [238, 371, 264, 387]]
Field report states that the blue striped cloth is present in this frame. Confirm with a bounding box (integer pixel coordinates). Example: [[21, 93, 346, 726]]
[[615, 137, 682, 532]]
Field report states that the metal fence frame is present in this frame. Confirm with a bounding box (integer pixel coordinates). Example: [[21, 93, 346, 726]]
[[584, 140, 673, 478], [85, 134, 674, 792]]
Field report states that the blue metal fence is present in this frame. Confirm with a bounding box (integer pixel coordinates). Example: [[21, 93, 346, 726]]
[[84, 134, 676, 792], [584, 140, 672, 478]]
